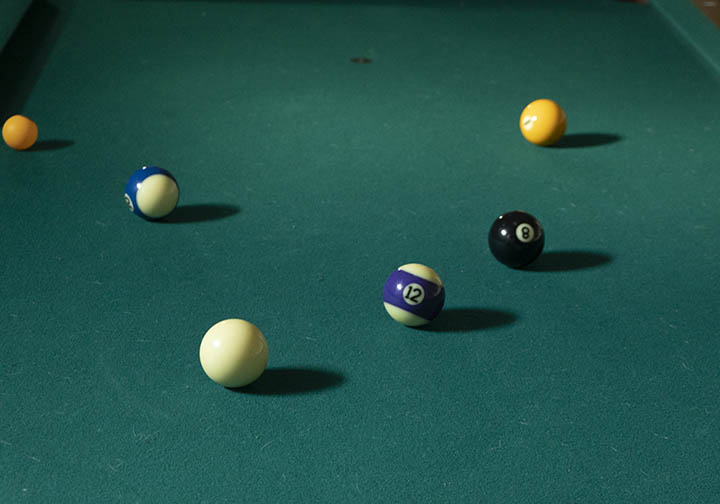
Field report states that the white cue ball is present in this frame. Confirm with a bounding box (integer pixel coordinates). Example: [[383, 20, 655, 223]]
[[199, 319, 269, 388], [135, 174, 178, 219]]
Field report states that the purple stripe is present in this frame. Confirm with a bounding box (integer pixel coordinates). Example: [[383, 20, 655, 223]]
[[382, 269, 445, 321]]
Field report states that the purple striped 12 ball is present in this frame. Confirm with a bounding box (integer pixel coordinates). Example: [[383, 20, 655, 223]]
[[488, 210, 544, 268], [382, 263, 445, 326]]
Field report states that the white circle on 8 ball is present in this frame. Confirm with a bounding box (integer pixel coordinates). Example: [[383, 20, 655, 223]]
[[515, 223, 535, 243]]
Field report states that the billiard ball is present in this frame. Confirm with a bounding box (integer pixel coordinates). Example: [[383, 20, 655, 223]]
[[519, 99, 566, 146], [488, 211, 545, 268], [2, 115, 38, 150], [124, 166, 179, 220], [383, 263, 445, 326], [199, 319, 269, 388]]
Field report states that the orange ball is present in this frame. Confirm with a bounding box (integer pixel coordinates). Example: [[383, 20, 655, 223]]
[[3, 115, 39, 150], [519, 99, 566, 146]]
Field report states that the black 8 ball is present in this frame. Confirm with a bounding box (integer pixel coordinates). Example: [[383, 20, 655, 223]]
[[488, 211, 544, 268]]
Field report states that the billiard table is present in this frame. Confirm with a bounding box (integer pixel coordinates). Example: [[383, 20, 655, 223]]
[[2, 1, 719, 502]]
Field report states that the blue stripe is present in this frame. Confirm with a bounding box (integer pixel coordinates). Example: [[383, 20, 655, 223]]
[[382, 269, 445, 321], [123, 166, 177, 219]]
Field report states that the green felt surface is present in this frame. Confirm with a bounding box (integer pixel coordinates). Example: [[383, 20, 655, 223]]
[[1, 1, 719, 502], [655, 0, 720, 78]]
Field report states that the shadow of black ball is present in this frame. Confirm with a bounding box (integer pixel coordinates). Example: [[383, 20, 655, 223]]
[[525, 250, 612, 272], [418, 308, 518, 333], [552, 133, 621, 148], [160, 204, 240, 224], [235, 367, 345, 396]]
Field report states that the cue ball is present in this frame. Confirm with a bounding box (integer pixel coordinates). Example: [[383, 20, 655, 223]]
[[382, 263, 445, 326], [2, 115, 38, 150], [519, 99, 566, 146], [199, 319, 269, 388], [488, 210, 545, 268], [124, 166, 179, 220]]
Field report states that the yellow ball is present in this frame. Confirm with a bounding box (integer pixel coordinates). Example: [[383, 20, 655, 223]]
[[519, 99, 566, 146], [3, 115, 38, 150], [199, 319, 268, 388]]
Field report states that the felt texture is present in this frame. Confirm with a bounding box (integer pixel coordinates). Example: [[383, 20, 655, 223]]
[[655, 0, 720, 78], [1, 1, 719, 502], [0, 0, 32, 50]]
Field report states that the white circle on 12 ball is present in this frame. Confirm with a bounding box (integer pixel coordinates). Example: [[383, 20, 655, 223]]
[[515, 223, 535, 243], [402, 283, 425, 305]]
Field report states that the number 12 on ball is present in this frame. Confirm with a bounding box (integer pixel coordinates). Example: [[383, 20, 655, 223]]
[[383, 263, 445, 327]]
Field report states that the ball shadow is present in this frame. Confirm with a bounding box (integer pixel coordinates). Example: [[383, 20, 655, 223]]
[[30, 139, 74, 151], [159, 204, 240, 223], [552, 133, 621, 148], [418, 308, 518, 333], [525, 250, 612, 272], [236, 367, 345, 396], [0, 1, 64, 117]]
